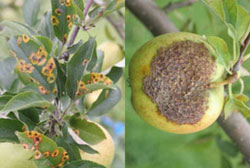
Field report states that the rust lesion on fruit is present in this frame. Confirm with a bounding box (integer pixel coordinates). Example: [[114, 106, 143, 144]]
[[141, 65, 150, 76], [143, 40, 215, 125]]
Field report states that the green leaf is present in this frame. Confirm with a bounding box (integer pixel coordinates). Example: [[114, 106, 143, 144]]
[[55, 60, 67, 98], [201, 0, 225, 22], [51, 0, 76, 44], [72, 0, 84, 20], [75, 73, 114, 98], [104, 25, 115, 41], [235, 6, 250, 42], [76, 97, 85, 114], [0, 119, 23, 143], [216, 135, 238, 157], [104, 1, 125, 16], [16, 131, 69, 167], [222, 0, 238, 27], [8, 35, 57, 93], [66, 37, 96, 99], [206, 36, 231, 73], [22, 0, 41, 27], [0, 36, 10, 60], [106, 0, 118, 10], [0, 95, 13, 110], [88, 50, 104, 73], [224, 95, 250, 119], [9, 78, 21, 93], [64, 160, 106, 168], [61, 124, 98, 154], [0, 21, 35, 38], [57, 125, 97, 162], [35, 36, 53, 54], [69, 116, 106, 145], [107, 67, 123, 83], [56, 137, 82, 162], [20, 84, 56, 101], [67, 40, 83, 54], [0, 57, 18, 91], [18, 108, 40, 130], [87, 49, 98, 71], [0, 91, 54, 115], [89, 6, 103, 19], [74, 0, 84, 11], [87, 86, 121, 116], [40, 12, 55, 39], [221, 155, 233, 168]]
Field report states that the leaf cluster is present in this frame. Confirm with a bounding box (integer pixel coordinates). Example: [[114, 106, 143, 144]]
[[0, 0, 124, 167]]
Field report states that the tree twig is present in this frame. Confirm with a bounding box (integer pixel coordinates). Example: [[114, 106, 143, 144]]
[[62, 0, 94, 61], [164, 0, 197, 13], [68, 26, 80, 47], [218, 113, 250, 163], [126, 0, 178, 36], [106, 15, 125, 40], [69, 0, 94, 47], [126, 0, 250, 163], [232, 34, 250, 72]]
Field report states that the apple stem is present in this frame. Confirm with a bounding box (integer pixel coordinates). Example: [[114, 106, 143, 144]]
[[209, 72, 238, 88]]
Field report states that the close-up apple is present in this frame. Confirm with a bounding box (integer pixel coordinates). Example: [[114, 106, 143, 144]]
[[0, 143, 35, 168], [80, 123, 115, 168]]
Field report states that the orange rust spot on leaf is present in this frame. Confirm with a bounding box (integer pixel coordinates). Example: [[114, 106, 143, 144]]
[[55, 8, 62, 16], [22, 35, 30, 43], [51, 15, 59, 26], [47, 73, 56, 83], [66, 0, 71, 6], [34, 150, 42, 160], [22, 125, 26, 131], [29, 53, 39, 65], [39, 86, 49, 95], [43, 151, 50, 158], [59, 0, 65, 5], [17, 36, 22, 45], [21, 143, 29, 150], [68, 22, 73, 29], [52, 88, 57, 94], [74, 129, 80, 136], [25, 64, 34, 74], [51, 149, 60, 158]]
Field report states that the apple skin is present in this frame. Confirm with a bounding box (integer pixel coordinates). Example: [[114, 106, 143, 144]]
[[129, 32, 225, 134], [85, 90, 103, 109], [0, 142, 36, 168], [98, 41, 124, 71], [80, 123, 115, 168]]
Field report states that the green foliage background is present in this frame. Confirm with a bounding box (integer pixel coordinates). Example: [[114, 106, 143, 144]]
[[126, 0, 250, 168]]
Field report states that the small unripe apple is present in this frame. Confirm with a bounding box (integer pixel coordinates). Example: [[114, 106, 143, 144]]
[[130, 32, 225, 134], [98, 41, 124, 71], [0, 142, 35, 168], [1, 8, 19, 21], [80, 123, 115, 167], [85, 90, 102, 109]]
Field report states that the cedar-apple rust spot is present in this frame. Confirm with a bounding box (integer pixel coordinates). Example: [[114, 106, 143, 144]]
[[141, 65, 150, 76], [143, 41, 215, 125]]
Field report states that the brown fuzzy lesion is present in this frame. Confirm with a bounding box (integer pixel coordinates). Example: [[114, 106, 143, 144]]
[[143, 40, 215, 125]]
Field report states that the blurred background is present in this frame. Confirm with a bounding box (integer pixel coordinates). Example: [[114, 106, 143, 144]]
[[126, 0, 250, 168], [0, 0, 125, 168]]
